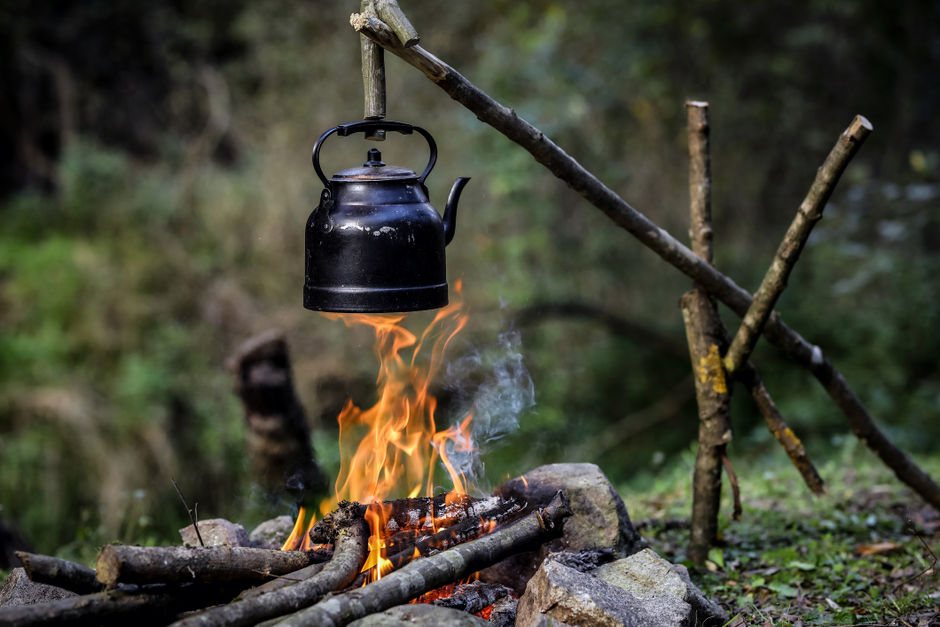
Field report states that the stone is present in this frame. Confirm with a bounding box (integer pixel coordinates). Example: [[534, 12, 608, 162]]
[[594, 550, 690, 627], [249, 515, 295, 549], [0, 568, 77, 607], [348, 602, 489, 626], [672, 563, 730, 627], [594, 549, 728, 627], [516, 558, 660, 627], [179, 518, 250, 547], [482, 463, 645, 593]]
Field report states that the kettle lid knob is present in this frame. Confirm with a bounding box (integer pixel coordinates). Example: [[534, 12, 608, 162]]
[[364, 148, 385, 167]]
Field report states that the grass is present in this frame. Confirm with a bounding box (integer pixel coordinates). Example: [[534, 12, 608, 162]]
[[622, 439, 940, 625]]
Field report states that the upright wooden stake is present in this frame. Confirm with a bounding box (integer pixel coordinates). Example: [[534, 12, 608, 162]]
[[681, 102, 733, 565]]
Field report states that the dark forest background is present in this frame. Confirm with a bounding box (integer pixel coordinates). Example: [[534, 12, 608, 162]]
[[1, 0, 938, 556]]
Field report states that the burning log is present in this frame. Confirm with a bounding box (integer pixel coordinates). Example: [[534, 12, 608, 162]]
[[95, 546, 330, 587], [309, 494, 508, 542], [170, 502, 369, 627], [381, 497, 524, 575], [15, 551, 103, 595], [276, 491, 572, 627]]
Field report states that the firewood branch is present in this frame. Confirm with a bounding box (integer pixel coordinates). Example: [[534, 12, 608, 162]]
[[275, 491, 572, 627], [15, 551, 103, 595], [170, 503, 369, 627], [351, 12, 940, 511], [722, 116, 873, 375], [95, 545, 330, 587]]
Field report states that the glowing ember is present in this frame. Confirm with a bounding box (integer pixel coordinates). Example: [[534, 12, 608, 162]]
[[283, 282, 482, 581]]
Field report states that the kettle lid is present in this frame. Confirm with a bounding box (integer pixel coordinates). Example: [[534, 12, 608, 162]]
[[331, 148, 418, 182]]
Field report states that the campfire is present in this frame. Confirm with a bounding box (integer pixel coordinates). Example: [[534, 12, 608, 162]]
[[0, 292, 728, 626]]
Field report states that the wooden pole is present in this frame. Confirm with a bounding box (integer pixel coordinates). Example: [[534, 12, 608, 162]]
[[359, 1, 386, 126], [350, 13, 940, 512], [681, 101, 733, 565]]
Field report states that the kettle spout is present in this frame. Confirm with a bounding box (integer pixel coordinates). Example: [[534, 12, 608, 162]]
[[443, 177, 471, 246]]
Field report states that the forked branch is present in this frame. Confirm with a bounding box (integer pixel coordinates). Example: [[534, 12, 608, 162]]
[[351, 11, 940, 511]]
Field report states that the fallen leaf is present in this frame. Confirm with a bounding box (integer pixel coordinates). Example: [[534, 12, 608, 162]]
[[855, 541, 900, 556], [788, 560, 816, 571], [767, 581, 799, 598]]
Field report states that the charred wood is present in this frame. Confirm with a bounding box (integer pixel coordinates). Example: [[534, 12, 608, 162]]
[[546, 549, 617, 573], [380, 498, 524, 575], [170, 502, 368, 627], [309, 494, 506, 542], [95, 546, 330, 587], [277, 491, 572, 627], [430, 580, 515, 615]]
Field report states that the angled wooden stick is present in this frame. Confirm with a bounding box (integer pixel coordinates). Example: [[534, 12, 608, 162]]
[[723, 116, 873, 374], [738, 362, 826, 494], [350, 13, 940, 511]]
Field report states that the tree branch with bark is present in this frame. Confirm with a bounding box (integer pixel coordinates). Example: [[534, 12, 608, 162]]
[[350, 10, 940, 511]]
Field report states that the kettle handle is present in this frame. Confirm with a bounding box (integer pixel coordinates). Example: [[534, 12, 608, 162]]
[[311, 120, 438, 189]]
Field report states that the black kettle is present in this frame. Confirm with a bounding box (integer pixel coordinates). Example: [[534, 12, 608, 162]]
[[303, 120, 470, 314]]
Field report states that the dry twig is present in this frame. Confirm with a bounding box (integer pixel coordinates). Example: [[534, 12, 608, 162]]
[[172, 478, 204, 548]]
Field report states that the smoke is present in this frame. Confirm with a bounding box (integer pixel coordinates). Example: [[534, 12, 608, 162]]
[[437, 327, 535, 491]]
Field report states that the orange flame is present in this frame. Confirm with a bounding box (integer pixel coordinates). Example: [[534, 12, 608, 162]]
[[285, 283, 479, 579]]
